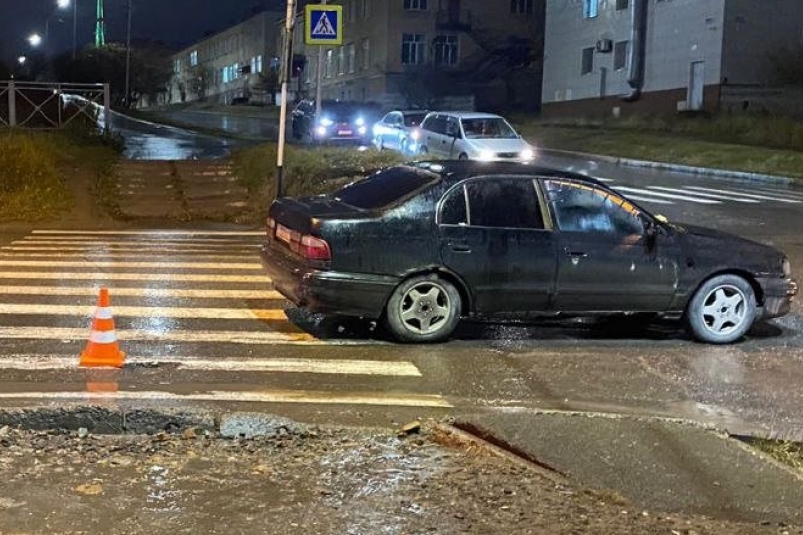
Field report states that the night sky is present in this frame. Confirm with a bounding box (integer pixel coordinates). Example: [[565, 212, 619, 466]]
[[0, 0, 286, 64]]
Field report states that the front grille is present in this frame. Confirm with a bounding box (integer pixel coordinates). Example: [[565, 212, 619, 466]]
[[497, 152, 519, 159]]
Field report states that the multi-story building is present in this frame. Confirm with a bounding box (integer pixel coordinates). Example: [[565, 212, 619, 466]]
[[291, 0, 545, 111], [170, 11, 284, 105], [542, 0, 803, 117]]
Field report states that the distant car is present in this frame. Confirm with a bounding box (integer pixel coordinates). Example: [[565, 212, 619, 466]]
[[417, 111, 535, 162], [260, 161, 797, 344], [291, 99, 378, 144], [372, 110, 428, 155]]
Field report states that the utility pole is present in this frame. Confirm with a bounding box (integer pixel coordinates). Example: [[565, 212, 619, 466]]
[[95, 0, 105, 47], [72, 0, 78, 60], [276, 0, 296, 198], [314, 0, 327, 119], [125, 0, 132, 107]]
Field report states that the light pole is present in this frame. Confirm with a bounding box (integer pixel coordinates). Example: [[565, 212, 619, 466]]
[[276, 0, 297, 198], [124, 0, 132, 107]]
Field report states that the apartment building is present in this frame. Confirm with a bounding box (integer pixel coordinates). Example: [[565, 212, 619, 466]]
[[542, 0, 803, 117], [293, 0, 545, 110], [170, 11, 284, 105]]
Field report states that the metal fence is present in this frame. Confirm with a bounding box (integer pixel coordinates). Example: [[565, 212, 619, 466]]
[[0, 81, 110, 129]]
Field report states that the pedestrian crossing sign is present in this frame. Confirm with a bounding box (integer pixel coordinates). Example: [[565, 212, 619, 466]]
[[305, 4, 343, 45]]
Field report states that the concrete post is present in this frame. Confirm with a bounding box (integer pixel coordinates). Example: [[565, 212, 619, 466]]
[[8, 81, 16, 127]]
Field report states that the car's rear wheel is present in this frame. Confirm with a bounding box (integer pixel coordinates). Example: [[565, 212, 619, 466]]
[[385, 274, 461, 343], [686, 274, 756, 344]]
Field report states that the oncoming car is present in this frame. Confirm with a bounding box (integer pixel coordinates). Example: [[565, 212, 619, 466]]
[[372, 110, 428, 155], [291, 99, 378, 144], [417, 112, 536, 162], [260, 161, 797, 344]]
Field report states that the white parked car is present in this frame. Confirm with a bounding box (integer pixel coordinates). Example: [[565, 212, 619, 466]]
[[416, 111, 536, 162], [372, 110, 428, 155]]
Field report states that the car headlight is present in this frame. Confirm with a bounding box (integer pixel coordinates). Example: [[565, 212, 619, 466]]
[[316, 125, 328, 136], [319, 117, 334, 127], [520, 148, 535, 161], [783, 257, 792, 277], [410, 129, 421, 141], [477, 150, 495, 161], [355, 117, 365, 126], [358, 126, 367, 135]]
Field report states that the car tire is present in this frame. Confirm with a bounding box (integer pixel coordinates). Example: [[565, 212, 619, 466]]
[[384, 274, 461, 343], [685, 274, 757, 344], [458, 153, 469, 160]]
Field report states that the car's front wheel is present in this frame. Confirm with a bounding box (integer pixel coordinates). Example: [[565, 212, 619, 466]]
[[385, 274, 461, 343], [686, 274, 757, 344]]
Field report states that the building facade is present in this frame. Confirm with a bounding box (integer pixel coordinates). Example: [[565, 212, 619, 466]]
[[290, 0, 545, 111], [170, 11, 284, 105], [541, 0, 803, 117]]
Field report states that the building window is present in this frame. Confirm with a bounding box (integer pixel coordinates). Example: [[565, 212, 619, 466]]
[[433, 35, 459, 66], [615, 0, 629, 10], [338, 47, 346, 75], [347, 43, 356, 73], [581, 47, 594, 75], [402, 33, 426, 65], [325, 49, 334, 78], [361, 38, 370, 70], [510, 0, 533, 14], [404, 0, 427, 11], [189, 50, 198, 67], [583, 0, 598, 18], [613, 41, 628, 70], [250, 55, 263, 74], [174, 59, 182, 74]]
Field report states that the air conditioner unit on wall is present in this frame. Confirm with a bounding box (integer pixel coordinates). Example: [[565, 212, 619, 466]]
[[596, 39, 613, 53]]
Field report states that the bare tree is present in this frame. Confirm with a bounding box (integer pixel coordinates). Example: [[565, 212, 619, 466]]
[[188, 65, 213, 101]]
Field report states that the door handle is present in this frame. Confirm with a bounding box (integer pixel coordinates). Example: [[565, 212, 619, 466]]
[[564, 248, 587, 258], [448, 242, 472, 253]]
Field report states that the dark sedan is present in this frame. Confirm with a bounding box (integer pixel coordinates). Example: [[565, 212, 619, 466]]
[[260, 161, 797, 343], [291, 99, 378, 144]]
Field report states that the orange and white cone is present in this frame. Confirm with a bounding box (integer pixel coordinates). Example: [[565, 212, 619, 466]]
[[79, 287, 126, 368]]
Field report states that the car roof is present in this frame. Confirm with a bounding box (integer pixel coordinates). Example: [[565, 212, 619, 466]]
[[426, 111, 504, 120], [412, 160, 610, 188]]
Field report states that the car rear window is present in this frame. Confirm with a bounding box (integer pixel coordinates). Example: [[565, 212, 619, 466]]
[[333, 167, 439, 210]]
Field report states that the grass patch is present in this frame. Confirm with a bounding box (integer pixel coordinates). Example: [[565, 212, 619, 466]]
[[513, 115, 803, 180], [233, 145, 407, 208], [746, 437, 803, 472], [0, 127, 120, 223]]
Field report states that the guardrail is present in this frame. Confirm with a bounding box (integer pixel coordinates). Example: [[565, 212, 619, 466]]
[[0, 81, 110, 130]]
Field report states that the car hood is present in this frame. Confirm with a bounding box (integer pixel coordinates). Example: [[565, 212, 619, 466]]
[[465, 138, 531, 153], [672, 222, 785, 275]]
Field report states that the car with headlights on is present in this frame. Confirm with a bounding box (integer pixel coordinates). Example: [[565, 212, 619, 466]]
[[260, 161, 796, 344], [291, 99, 378, 144], [417, 111, 535, 162], [372, 110, 428, 155]]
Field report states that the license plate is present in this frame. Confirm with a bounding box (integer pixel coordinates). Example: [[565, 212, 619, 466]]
[[275, 225, 292, 244], [337, 130, 353, 136]]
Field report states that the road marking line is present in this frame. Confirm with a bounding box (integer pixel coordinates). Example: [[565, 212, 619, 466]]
[[0, 252, 258, 260], [0, 286, 284, 300], [0, 303, 289, 321], [0, 390, 451, 408], [647, 186, 760, 203], [9, 242, 261, 249], [0, 355, 421, 376], [618, 194, 673, 205], [32, 230, 265, 236], [0, 272, 273, 283], [614, 186, 721, 204], [685, 186, 803, 203], [0, 260, 262, 270], [21, 237, 260, 244], [0, 326, 327, 344], [751, 187, 803, 199]]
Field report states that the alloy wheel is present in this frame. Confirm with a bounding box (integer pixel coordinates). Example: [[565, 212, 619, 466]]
[[398, 281, 452, 335]]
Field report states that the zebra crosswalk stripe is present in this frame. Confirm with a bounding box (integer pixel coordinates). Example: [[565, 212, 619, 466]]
[[685, 186, 803, 203], [615, 186, 721, 204], [646, 186, 760, 203]]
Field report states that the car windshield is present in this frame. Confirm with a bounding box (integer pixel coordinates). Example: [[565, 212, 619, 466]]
[[333, 167, 439, 210], [460, 118, 519, 139], [320, 103, 363, 120], [403, 113, 427, 127]]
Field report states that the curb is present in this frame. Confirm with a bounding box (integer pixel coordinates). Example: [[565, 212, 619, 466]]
[[540, 148, 795, 185]]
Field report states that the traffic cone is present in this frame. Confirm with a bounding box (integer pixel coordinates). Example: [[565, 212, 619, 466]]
[[79, 287, 126, 368]]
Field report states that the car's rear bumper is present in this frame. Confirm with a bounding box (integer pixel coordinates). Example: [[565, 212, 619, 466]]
[[758, 276, 798, 319], [260, 245, 398, 318]]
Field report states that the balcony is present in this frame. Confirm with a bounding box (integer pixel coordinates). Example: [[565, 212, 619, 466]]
[[436, 9, 472, 32]]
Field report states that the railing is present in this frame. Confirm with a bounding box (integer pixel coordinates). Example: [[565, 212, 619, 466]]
[[436, 9, 472, 31], [0, 81, 110, 130]]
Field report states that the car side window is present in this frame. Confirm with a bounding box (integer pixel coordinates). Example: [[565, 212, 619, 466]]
[[445, 116, 461, 137], [439, 186, 468, 225], [466, 179, 544, 229], [423, 115, 447, 135], [545, 180, 643, 235]]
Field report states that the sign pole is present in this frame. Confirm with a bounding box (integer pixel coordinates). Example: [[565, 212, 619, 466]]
[[276, 0, 296, 199], [314, 0, 327, 119]]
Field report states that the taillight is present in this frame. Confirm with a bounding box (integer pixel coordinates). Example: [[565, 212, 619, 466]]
[[267, 217, 276, 235], [300, 235, 331, 261]]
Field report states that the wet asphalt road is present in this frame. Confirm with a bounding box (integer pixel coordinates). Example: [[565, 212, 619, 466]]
[[2, 113, 803, 440]]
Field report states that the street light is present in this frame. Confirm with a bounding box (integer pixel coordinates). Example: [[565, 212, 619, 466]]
[[17, 56, 27, 65], [27, 33, 43, 47]]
